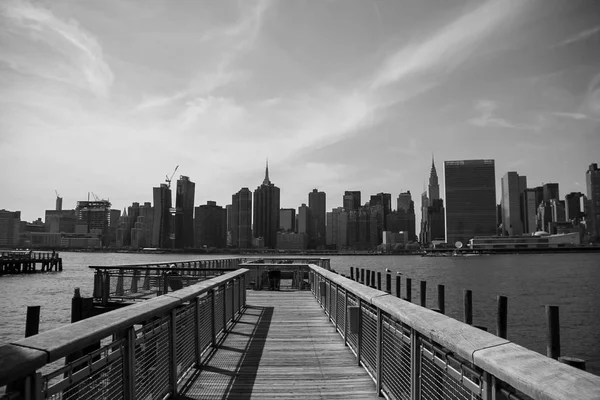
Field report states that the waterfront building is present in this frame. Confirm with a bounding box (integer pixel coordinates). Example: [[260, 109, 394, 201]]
[[565, 192, 585, 222], [253, 163, 280, 249], [76, 200, 112, 246], [279, 208, 295, 232], [276, 232, 307, 250], [587, 163, 600, 242], [308, 189, 326, 248], [194, 201, 227, 249], [152, 184, 172, 248], [45, 209, 76, 234], [0, 209, 21, 248], [297, 204, 310, 236], [501, 172, 527, 236], [326, 207, 348, 250], [469, 232, 580, 250], [370, 192, 392, 230], [231, 188, 252, 248], [536, 201, 552, 233], [347, 204, 383, 249], [382, 231, 408, 252], [343, 191, 361, 211], [175, 176, 195, 249], [427, 199, 445, 242], [444, 159, 497, 246], [522, 187, 543, 234], [543, 183, 560, 202]]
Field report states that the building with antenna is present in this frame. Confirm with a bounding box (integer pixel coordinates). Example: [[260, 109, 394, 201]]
[[253, 162, 280, 249]]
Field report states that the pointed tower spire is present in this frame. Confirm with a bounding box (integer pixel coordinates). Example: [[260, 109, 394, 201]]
[[263, 159, 271, 185]]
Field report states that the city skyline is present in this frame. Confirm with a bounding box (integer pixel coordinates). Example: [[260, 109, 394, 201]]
[[1, 1, 599, 223]]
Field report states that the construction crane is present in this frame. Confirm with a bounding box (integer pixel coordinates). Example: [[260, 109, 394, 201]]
[[55, 189, 60, 198], [165, 165, 179, 188]]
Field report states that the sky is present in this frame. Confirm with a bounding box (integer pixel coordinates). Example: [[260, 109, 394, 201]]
[[1, 0, 599, 225]]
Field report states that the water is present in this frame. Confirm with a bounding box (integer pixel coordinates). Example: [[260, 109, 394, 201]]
[[1, 252, 598, 375]]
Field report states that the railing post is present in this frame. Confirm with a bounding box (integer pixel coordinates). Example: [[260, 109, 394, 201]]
[[195, 297, 201, 366], [211, 289, 217, 347], [230, 279, 235, 321], [376, 308, 383, 395], [102, 271, 110, 306], [124, 327, 136, 400], [334, 282, 339, 332], [344, 288, 349, 346], [163, 272, 169, 295], [169, 309, 178, 396], [410, 329, 421, 400]]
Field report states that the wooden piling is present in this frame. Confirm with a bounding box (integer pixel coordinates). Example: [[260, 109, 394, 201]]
[[497, 295, 508, 339], [420, 280, 426, 307], [437, 285, 445, 315], [546, 305, 560, 359], [405, 278, 412, 302], [350, 267, 354, 281], [366, 269, 371, 287], [463, 289, 473, 325], [385, 274, 391, 294], [395, 275, 401, 298], [360, 268, 365, 284], [25, 306, 40, 337], [377, 272, 381, 290], [371, 271, 376, 288]]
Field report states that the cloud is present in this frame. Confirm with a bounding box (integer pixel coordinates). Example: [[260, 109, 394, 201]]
[[369, 0, 528, 90], [553, 25, 600, 48], [0, 0, 114, 97], [468, 100, 538, 131]]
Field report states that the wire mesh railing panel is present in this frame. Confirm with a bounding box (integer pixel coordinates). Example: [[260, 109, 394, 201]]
[[225, 282, 233, 322], [381, 315, 411, 400], [330, 282, 337, 324], [360, 301, 378, 377], [175, 303, 196, 378], [214, 287, 225, 334], [233, 279, 240, 314], [336, 287, 346, 336], [197, 293, 212, 355], [134, 317, 171, 400], [420, 341, 484, 400], [44, 341, 124, 400], [346, 292, 359, 354]]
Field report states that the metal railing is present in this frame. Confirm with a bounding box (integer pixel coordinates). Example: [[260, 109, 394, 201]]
[[0, 269, 248, 400], [310, 265, 600, 400], [90, 258, 242, 305]]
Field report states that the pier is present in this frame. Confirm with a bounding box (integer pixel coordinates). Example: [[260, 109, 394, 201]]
[[0, 251, 62, 275], [1, 260, 599, 399]]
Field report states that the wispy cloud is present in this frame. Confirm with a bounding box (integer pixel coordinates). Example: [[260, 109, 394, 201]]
[[370, 0, 529, 90], [553, 25, 600, 47], [0, 0, 113, 97], [468, 100, 538, 131]]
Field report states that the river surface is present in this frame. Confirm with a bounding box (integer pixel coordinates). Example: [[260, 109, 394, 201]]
[[1, 252, 599, 375]]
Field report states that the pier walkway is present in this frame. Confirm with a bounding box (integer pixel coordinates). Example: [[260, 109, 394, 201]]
[[178, 290, 379, 399]]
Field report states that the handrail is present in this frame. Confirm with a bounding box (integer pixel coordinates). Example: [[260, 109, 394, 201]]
[[88, 256, 243, 270], [0, 268, 249, 399], [309, 265, 600, 400]]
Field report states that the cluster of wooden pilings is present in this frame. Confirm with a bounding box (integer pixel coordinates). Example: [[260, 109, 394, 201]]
[[0, 251, 62, 275], [344, 266, 587, 371]]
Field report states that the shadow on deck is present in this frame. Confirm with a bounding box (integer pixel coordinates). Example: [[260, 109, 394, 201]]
[[175, 291, 379, 400]]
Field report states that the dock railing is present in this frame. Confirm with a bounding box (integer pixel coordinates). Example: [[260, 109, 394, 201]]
[[90, 258, 241, 305], [310, 265, 600, 400], [0, 269, 248, 400]]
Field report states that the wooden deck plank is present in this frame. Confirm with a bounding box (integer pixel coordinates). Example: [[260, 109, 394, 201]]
[[177, 290, 380, 399]]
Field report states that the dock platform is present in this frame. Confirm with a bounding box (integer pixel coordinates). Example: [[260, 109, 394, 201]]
[[178, 290, 380, 399]]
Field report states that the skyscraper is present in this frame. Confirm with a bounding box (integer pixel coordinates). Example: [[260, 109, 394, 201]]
[[343, 191, 361, 211], [231, 188, 252, 248], [297, 204, 310, 235], [152, 184, 172, 248], [0, 210, 21, 248], [501, 172, 527, 236], [175, 176, 195, 249], [253, 163, 280, 248], [543, 183, 560, 202], [194, 201, 227, 249], [429, 156, 440, 201], [444, 159, 497, 246], [326, 207, 348, 250], [370, 192, 392, 230], [522, 187, 543, 233], [586, 163, 600, 241], [76, 199, 112, 246], [395, 191, 416, 241], [308, 189, 326, 248], [279, 208, 295, 232]]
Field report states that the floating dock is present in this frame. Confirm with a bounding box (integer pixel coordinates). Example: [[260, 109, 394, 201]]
[[0, 251, 62, 275]]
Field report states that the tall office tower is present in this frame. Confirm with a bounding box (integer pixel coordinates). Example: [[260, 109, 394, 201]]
[[536, 201, 552, 232], [326, 207, 348, 250], [427, 199, 445, 242], [522, 187, 543, 233], [56, 196, 63, 211], [586, 163, 600, 241], [444, 160, 497, 245], [175, 176, 195, 249], [253, 163, 280, 249], [0, 210, 21, 248], [231, 188, 252, 248], [76, 200, 112, 246], [194, 201, 227, 249], [115, 209, 129, 248], [343, 191, 361, 211], [565, 192, 585, 222], [279, 208, 295, 232], [419, 191, 429, 243], [297, 204, 310, 235], [126, 202, 141, 246], [543, 183, 560, 202], [308, 189, 326, 248], [152, 184, 172, 248], [501, 172, 527, 236], [429, 156, 440, 200], [550, 199, 566, 223], [370, 192, 392, 230], [395, 191, 416, 241], [131, 202, 153, 249]]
